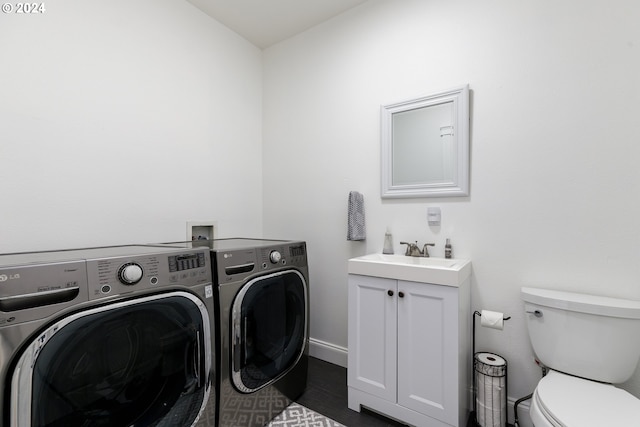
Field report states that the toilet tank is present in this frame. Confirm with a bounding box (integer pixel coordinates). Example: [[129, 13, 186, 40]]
[[521, 287, 640, 384]]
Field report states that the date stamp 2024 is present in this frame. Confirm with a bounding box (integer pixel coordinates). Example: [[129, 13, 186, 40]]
[[2, 3, 45, 14]]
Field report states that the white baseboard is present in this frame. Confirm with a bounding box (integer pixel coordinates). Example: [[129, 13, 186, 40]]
[[308, 337, 348, 368], [473, 391, 532, 427], [508, 396, 532, 427]]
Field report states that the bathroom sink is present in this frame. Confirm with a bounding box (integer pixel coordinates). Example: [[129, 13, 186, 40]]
[[354, 253, 460, 268], [348, 253, 471, 286]]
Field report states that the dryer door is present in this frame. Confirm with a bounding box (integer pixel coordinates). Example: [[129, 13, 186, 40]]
[[231, 270, 308, 393], [10, 291, 212, 427]]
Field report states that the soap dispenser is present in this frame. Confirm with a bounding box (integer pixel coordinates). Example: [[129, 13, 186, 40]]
[[445, 238, 452, 259], [382, 228, 394, 254]]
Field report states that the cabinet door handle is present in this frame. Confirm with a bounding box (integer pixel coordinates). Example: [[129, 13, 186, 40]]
[[387, 290, 394, 296], [398, 291, 405, 298]]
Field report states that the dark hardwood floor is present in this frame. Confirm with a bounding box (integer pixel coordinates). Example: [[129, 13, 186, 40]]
[[298, 357, 512, 427], [297, 357, 409, 427]]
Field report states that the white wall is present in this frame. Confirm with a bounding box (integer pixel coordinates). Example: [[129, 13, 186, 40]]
[[0, 0, 263, 253], [262, 0, 640, 419]]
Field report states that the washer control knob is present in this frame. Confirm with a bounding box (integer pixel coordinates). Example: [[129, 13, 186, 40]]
[[269, 250, 282, 264], [118, 263, 143, 285]]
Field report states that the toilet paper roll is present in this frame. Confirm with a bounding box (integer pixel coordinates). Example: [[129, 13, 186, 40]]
[[480, 310, 505, 330], [475, 352, 507, 377]]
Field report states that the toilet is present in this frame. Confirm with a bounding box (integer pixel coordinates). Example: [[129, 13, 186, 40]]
[[521, 287, 640, 426]]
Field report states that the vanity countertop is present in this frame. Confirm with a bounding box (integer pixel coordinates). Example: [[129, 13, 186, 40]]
[[348, 253, 471, 286]]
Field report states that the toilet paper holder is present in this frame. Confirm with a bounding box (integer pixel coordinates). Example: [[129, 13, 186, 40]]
[[474, 310, 511, 322], [472, 310, 510, 427]]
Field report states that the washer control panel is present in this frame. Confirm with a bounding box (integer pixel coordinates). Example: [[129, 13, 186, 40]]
[[0, 245, 213, 326], [86, 248, 212, 299]]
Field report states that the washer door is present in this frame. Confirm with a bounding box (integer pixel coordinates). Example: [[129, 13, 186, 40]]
[[231, 270, 307, 393], [10, 291, 212, 427]]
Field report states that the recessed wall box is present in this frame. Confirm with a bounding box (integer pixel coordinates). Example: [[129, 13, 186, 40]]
[[186, 221, 217, 241]]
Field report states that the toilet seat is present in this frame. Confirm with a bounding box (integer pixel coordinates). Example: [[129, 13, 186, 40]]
[[531, 370, 640, 426]]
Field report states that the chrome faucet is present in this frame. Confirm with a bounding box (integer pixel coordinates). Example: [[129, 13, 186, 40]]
[[399, 241, 435, 257]]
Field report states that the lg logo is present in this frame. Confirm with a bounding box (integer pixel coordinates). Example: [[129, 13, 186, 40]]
[[0, 273, 19, 282], [0, 274, 7, 282]]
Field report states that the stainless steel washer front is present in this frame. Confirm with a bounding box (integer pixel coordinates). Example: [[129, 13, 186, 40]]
[[0, 245, 216, 427]]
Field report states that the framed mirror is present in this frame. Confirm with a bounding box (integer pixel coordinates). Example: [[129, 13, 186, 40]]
[[381, 84, 469, 198]]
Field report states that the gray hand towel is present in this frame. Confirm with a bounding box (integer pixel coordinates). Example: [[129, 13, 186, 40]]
[[347, 191, 366, 241]]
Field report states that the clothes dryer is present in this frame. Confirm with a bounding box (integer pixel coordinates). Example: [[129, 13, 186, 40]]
[[0, 245, 216, 427], [161, 238, 309, 427]]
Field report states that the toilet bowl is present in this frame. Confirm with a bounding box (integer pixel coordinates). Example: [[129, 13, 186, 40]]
[[521, 287, 640, 427], [529, 370, 640, 427]]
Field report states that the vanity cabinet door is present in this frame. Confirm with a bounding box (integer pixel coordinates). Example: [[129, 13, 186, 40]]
[[397, 280, 459, 425], [347, 275, 397, 402]]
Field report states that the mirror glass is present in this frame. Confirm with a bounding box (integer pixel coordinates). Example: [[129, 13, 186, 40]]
[[381, 85, 469, 198]]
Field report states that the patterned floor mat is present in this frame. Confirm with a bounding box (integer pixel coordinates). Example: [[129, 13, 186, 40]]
[[267, 403, 346, 427]]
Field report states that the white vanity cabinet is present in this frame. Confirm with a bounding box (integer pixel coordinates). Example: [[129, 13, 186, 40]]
[[347, 255, 471, 427]]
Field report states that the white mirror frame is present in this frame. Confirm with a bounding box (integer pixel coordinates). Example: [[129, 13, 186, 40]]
[[381, 84, 469, 198]]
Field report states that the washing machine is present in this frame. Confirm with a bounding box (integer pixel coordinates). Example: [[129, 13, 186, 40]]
[[161, 238, 309, 427], [0, 244, 217, 427]]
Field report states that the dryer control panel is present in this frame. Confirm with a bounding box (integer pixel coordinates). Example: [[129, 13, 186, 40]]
[[215, 241, 307, 284]]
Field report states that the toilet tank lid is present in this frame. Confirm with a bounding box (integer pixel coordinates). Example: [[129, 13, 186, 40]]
[[521, 287, 640, 319]]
